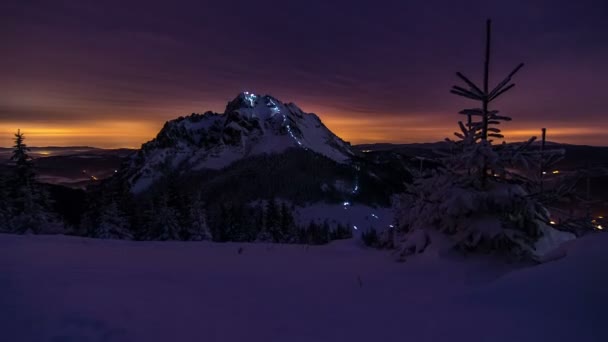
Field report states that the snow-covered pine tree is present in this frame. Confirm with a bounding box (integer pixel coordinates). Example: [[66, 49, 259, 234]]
[[95, 200, 133, 239], [224, 204, 248, 241], [305, 220, 318, 244], [320, 220, 331, 244], [11, 129, 34, 186], [279, 202, 297, 243], [7, 130, 63, 234], [265, 199, 282, 242], [252, 203, 266, 240], [390, 20, 574, 260], [150, 194, 181, 240], [186, 198, 212, 241]]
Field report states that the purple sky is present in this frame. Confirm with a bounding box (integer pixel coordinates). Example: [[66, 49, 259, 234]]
[[1, 0, 607, 147]]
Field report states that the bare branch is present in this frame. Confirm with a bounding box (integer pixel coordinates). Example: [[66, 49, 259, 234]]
[[488, 63, 524, 99], [450, 89, 482, 101], [458, 121, 469, 135], [494, 115, 512, 121], [456, 72, 484, 97], [452, 86, 484, 99], [459, 108, 484, 116], [489, 83, 516, 102], [508, 63, 525, 79]]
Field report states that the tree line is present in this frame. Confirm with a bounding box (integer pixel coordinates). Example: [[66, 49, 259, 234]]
[[0, 130, 353, 245], [0, 130, 63, 233]]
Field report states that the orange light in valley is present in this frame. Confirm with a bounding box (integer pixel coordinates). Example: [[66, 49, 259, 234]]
[[500, 126, 608, 145]]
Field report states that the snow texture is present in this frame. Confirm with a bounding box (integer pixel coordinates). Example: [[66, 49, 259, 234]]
[[1, 233, 605, 342]]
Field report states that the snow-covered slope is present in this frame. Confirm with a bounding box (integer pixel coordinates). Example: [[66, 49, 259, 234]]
[[1, 233, 606, 341], [128, 93, 354, 193]]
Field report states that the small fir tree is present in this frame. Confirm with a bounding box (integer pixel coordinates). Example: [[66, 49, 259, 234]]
[[95, 201, 133, 239], [390, 20, 574, 260]]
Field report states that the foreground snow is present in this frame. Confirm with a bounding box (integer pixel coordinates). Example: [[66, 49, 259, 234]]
[[1, 234, 606, 342]]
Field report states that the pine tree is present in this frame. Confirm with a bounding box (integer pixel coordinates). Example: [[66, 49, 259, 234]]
[[297, 225, 307, 244], [227, 204, 247, 241], [187, 198, 212, 241], [306, 220, 318, 244], [332, 223, 353, 240], [361, 228, 379, 247], [150, 195, 181, 240], [7, 130, 63, 234], [95, 201, 133, 239], [133, 199, 156, 240], [11, 129, 34, 187], [265, 199, 282, 242], [251, 204, 265, 240], [320, 220, 331, 244], [390, 20, 574, 260], [280, 202, 297, 243], [255, 202, 273, 242]]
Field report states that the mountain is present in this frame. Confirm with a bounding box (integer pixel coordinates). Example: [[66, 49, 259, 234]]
[[127, 92, 355, 193], [78, 93, 412, 241]]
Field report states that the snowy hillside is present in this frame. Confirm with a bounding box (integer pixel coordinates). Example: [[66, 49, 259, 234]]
[[1, 233, 606, 342], [128, 92, 354, 193]]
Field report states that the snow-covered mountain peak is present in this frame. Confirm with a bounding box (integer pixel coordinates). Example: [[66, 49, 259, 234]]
[[224, 92, 302, 121], [127, 93, 355, 193]]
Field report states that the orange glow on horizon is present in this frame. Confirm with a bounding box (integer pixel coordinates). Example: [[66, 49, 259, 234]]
[[0, 114, 606, 148], [0, 121, 163, 148]]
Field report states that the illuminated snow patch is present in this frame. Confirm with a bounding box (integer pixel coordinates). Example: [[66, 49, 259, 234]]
[[268, 98, 305, 148], [243, 92, 257, 107]]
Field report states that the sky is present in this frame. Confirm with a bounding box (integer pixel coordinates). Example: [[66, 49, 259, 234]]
[[1, 0, 607, 148]]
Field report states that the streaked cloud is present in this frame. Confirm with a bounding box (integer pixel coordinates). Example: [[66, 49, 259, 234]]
[[1, 0, 607, 147]]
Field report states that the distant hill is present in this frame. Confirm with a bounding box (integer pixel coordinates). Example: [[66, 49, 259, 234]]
[[354, 142, 608, 169]]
